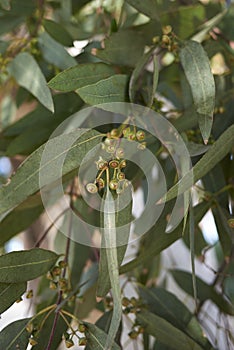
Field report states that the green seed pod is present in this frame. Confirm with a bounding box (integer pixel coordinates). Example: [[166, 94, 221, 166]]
[[228, 218, 234, 228], [86, 183, 98, 194], [59, 261, 67, 268], [123, 127, 130, 137], [119, 160, 127, 168], [104, 138, 115, 146], [162, 25, 172, 35], [109, 179, 118, 190], [117, 172, 125, 180], [96, 157, 108, 170], [58, 278, 68, 291], [116, 147, 124, 159], [49, 281, 57, 290], [52, 266, 61, 276], [128, 330, 138, 339], [26, 289, 33, 299], [78, 323, 86, 333], [65, 339, 74, 348], [136, 130, 145, 141], [29, 338, 38, 346], [106, 145, 115, 153], [26, 322, 34, 333], [122, 297, 130, 307], [127, 132, 136, 141], [46, 271, 53, 280], [96, 178, 105, 189], [110, 128, 119, 138], [109, 160, 119, 169], [79, 337, 87, 346]]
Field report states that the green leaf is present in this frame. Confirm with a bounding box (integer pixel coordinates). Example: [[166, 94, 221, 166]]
[[0, 195, 44, 246], [179, 40, 215, 143], [84, 322, 121, 350], [189, 205, 198, 311], [95, 310, 122, 347], [94, 30, 145, 67], [137, 310, 203, 350], [48, 63, 115, 92], [7, 52, 54, 113], [0, 129, 102, 217], [0, 248, 59, 283], [138, 286, 213, 349], [171, 269, 234, 316], [5, 93, 83, 156], [77, 75, 128, 105], [38, 32, 76, 70], [120, 205, 182, 274], [0, 16, 24, 36], [164, 124, 234, 203], [0, 318, 30, 350], [126, 0, 160, 20], [97, 188, 132, 296], [0, 282, 27, 314], [97, 189, 122, 349], [183, 201, 211, 256], [129, 48, 159, 107], [43, 19, 74, 46]]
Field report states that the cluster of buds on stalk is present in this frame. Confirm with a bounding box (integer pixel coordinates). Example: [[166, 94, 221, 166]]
[[86, 126, 146, 194]]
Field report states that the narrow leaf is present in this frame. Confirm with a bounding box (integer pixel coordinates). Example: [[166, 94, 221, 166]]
[[97, 188, 132, 296], [137, 310, 203, 350], [189, 205, 198, 311], [138, 286, 212, 349], [0, 248, 59, 283], [163, 124, 234, 203], [129, 48, 155, 103], [180, 40, 215, 143], [48, 63, 115, 92], [77, 75, 128, 105], [0, 282, 27, 314], [0, 318, 31, 350], [101, 189, 122, 350], [84, 322, 121, 350], [7, 52, 54, 112], [120, 206, 182, 274], [171, 269, 234, 316]]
